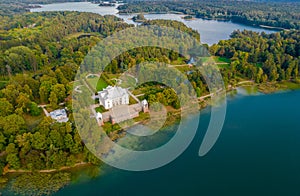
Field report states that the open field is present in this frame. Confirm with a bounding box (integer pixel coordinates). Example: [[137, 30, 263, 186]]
[[119, 74, 137, 89], [64, 32, 101, 39], [169, 57, 186, 65], [86, 76, 108, 91], [23, 113, 45, 130], [279, 81, 300, 90], [213, 56, 231, 63], [217, 63, 230, 69]]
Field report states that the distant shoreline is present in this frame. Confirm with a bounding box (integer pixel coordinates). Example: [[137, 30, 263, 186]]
[[259, 25, 286, 31], [3, 162, 91, 175], [30, 2, 283, 34], [117, 12, 282, 32]]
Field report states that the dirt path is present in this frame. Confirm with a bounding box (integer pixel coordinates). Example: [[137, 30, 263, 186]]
[[237, 80, 254, 85], [198, 88, 224, 100], [38, 105, 50, 117], [74, 85, 83, 93], [128, 90, 141, 103]]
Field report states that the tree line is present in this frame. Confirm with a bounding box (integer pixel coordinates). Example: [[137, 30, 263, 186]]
[[0, 11, 133, 175], [210, 30, 299, 84], [118, 0, 300, 30], [0, 10, 299, 179]]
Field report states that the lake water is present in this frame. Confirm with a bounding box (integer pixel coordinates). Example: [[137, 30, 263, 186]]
[[51, 89, 300, 196], [29, 3, 299, 195], [30, 2, 278, 45]]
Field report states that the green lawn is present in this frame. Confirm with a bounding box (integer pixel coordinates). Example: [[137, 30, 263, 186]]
[[106, 73, 121, 79], [170, 57, 186, 65], [65, 32, 86, 39], [64, 32, 101, 39], [279, 81, 300, 90], [23, 113, 45, 130], [129, 96, 138, 104], [95, 105, 108, 113], [133, 112, 150, 122], [199, 57, 210, 63], [213, 56, 231, 63], [97, 78, 108, 91], [71, 80, 82, 89], [132, 88, 144, 95], [175, 65, 191, 73], [120, 75, 137, 89], [217, 63, 230, 69], [86, 76, 108, 91], [102, 122, 121, 134], [86, 73, 138, 91]]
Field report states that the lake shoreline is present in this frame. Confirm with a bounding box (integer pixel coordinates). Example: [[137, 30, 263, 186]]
[[30, 3, 284, 33], [30, 2, 278, 46], [117, 11, 284, 31], [2, 80, 299, 195], [56, 88, 300, 195], [3, 162, 91, 175], [117, 11, 282, 32], [107, 80, 300, 140]]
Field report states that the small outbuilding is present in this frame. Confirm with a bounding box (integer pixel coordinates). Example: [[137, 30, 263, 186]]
[[50, 109, 69, 123]]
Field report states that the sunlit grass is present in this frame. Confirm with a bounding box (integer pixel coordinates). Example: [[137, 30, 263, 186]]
[[86, 76, 108, 91]]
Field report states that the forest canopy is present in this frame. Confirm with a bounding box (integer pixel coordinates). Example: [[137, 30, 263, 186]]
[[0, 1, 298, 186], [0, 11, 132, 176], [119, 0, 300, 30]]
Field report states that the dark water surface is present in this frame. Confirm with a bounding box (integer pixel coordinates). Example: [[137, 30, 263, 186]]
[[54, 90, 300, 196], [30, 3, 297, 195]]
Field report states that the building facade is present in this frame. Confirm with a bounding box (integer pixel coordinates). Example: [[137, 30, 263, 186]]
[[50, 109, 69, 123], [98, 86, 129, 109]]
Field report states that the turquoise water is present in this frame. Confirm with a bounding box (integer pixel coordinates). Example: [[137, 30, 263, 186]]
[[29, 3, 296, 195], [30, 2, 277, 45], [54, 90, 300, 195]]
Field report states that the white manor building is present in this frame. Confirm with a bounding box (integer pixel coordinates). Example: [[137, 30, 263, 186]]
[[98, 86, 129, 109]]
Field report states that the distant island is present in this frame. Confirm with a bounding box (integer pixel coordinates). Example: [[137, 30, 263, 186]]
[[117, 0, 300, 30], [182, 15, 194, 20], [132, 13, 146, 22], [98, 2, 115, 7]]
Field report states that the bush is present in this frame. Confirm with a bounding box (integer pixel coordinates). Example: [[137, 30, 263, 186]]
[[29, 102, 42, 116]]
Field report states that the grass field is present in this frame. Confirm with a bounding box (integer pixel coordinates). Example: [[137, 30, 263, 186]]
[[129, 96, 138, 104], [217, 63, 230, 69], [175, 65, 191, 73], [23, 113, 45, 130], [279, 81, 300, 90], [71, 80, 82, 89], [86, 76, 108, 91], [106, 73, 121, 79], [170, 57, 186, 65], [197, 57, 210, 64], [213, 56, 231, 63], [119, 74, 137, 89], [64, 32, 101, 39], [95, 105, 108, 113], [86, 73, 138, 91]]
